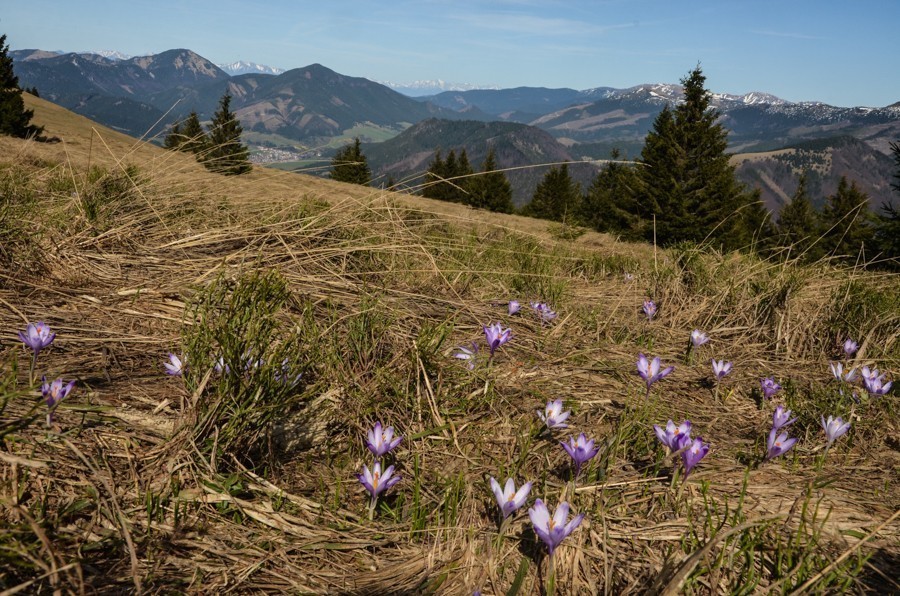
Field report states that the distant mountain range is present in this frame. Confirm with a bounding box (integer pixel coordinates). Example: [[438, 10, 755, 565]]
[[382, 80, 500, 97], [10, 46, 899, 211]]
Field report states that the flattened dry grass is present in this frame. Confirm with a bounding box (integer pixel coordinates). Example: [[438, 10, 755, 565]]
[[0, 97, 898, 594]]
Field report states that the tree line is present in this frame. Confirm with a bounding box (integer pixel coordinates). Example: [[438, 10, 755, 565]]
[[330, 65, 900, 265]]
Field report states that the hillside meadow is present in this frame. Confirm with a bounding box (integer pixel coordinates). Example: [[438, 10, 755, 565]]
[[0, 95, 898, 594]]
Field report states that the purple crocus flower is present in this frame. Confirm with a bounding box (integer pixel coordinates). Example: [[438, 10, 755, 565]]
[[681, 437, 709, 476], [842, 339, 859, 357], [214, 355, 230, 375], [489, 477, 532, 519], [760, 377, 782, 400], [765, 428, 798, 461], [529, 302, 557, 322], [537, 399, 570, 430], [452, 342, 479, 370], [653, 419, 692, 452], [483, 323, 512, 356], [772, 405, 797, 431], [829, 362, 858, 383], [366, 422, 402, 458], [636, 353, 674, 393], [358, 461, 400, 517], [561, 433, 599, 478], [41, 375, 75, 425], [19, 321, 56, 355], [711, 359, 733, 381], [508, 300, 521, 316], [690, 330, 709, 348], [642, 299, 657, 320], [275, 358, 303, 387], [861, 367, 892, 396], [821, 415, 851, 448], [528, 499, 584, 556], [164, 353, 184, 376]]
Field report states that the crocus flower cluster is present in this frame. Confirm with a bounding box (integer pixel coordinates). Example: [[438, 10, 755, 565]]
[[861, 366, 892, 396], [829, 362, 858, 383], [653, 419, 709, 476], [537, 399, 570, 430], [530, 301, 558, 323], [637, 353, 674, 395], [359, 422, 403, 518], [642, 299, 657, 321], [20, 322, 76, 425]]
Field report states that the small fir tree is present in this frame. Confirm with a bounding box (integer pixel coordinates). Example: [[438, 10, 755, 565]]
[[330, 137, 371, 186], [820, 176, 873, 258], [524, 163, 581, 223], [467, 148, 514, 213], [776, 172, 820, 259], [179, 111, 207, 154], [580, 149, 639, 235], [423, 150, 446, 200], [203, 93, 251, 175], [0, 34, 43, 139], [891, 141, 900, 194]]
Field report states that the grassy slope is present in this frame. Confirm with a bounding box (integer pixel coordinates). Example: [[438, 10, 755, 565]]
[[0, 95, 898, 594]]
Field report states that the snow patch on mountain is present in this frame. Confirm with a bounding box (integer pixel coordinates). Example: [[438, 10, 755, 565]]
[[382, 80, 500, 97], [218, 61, 285, 76]]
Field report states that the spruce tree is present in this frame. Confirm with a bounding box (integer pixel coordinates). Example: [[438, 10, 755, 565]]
[[179, 111, 207, 155], [330, 137, 371, 186], [820, 176, 873, 258], [776, 172, 820, 259], [0, 34, 43, 139], [467, 148, 514, 213], [163, 120, 182, 150], [423, 150, 446, 200], [636, 66, 752, 249], [524, 163, 581, 222], [203, 93, 251, 175], [580, 149, 639, 235]]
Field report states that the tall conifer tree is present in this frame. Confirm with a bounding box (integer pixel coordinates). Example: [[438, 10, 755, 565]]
[[0, 34, 43, 139], [203, 93, 251, 175], [636, 66, 752, 249]]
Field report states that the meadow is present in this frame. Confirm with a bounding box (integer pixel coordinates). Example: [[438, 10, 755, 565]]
[[0, 95, 897, 594]]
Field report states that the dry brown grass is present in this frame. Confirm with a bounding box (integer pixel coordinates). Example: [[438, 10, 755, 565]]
[[0, 96, 897, 594]]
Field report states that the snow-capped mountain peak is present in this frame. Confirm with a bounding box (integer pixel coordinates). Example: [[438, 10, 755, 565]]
[[382, 80, 500, 97], [218, 61, 285, 76]]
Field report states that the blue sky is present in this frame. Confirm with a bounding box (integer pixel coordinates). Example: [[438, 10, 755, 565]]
[[4, 0, 899, 107]]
